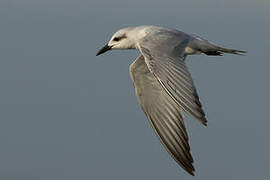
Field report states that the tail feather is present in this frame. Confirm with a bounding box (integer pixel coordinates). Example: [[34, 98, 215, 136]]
[[213, 46, 246, 55], [190, 35, 246, 56]]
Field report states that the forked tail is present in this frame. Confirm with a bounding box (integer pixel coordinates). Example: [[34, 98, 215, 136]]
[[204, 45, 246, 56], [189, 35, 246, 56]]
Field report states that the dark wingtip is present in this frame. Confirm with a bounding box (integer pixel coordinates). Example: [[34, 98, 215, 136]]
[[183, 161, 195, 176], [189, 170, 195, 176], [199, 116, 208, 126], [204, 51, 223, 56]]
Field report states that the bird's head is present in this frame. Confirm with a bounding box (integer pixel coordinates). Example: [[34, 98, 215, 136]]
[[96, 26, 149, 56]]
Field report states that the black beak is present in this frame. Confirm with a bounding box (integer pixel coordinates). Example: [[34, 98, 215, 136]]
[[96, 44, 112, 56]]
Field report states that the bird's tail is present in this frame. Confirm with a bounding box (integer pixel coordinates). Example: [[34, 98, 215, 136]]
[[190, 35, 246, 56], [204, 45, 246, 56]]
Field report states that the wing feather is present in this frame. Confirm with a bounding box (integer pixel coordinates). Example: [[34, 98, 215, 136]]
[[130, 55, 195, 175], [138, 30, 207, 125]]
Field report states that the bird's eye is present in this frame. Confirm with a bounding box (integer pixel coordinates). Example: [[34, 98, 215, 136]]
[[113, 37, 120, 41]]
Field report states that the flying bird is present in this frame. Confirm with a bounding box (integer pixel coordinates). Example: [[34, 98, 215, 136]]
[[96, 25, 245, 176]]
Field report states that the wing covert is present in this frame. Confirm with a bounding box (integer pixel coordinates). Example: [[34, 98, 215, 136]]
[[138, 30, 207, 125]]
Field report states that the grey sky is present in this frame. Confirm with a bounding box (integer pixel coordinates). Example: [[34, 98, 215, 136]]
[[0, 0, 269, 179]]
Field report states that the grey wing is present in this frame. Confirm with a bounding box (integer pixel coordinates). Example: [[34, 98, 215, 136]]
[[138, 30, 207, 125], [130, 55, 195, 175]]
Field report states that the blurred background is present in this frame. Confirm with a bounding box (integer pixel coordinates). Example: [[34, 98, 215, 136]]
[[0, 0, 269, 179]]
